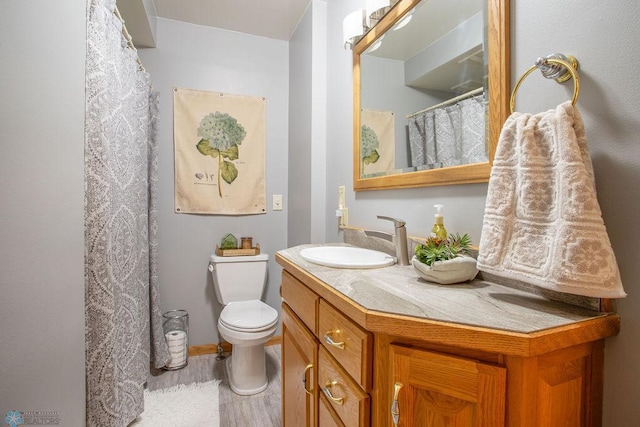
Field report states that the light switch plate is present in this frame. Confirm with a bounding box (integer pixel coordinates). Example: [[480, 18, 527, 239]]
[[273, 194, 283, 211]]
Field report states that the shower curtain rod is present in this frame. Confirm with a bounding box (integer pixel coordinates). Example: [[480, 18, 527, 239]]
[[406, 87, 484, 119], [113, 5, 146, 72]]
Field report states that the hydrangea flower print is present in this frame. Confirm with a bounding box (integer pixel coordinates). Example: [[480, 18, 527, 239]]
[[196, 112, 247, 197], [361, 124, 380, 168]]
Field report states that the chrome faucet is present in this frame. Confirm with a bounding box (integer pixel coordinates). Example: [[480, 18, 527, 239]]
[[377, 216, 410, 266]]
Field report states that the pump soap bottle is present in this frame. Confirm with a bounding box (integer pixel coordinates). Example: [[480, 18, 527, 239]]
[[431, 204, 448, 241]]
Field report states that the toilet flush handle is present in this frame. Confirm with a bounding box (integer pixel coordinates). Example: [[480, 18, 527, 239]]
[[208, 263, 214, 272]]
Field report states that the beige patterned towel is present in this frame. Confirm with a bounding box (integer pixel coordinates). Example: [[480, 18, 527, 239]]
[[477, 102, 626, 298]]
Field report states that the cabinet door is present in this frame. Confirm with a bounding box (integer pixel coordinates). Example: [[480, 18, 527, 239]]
[[390, 345, 506, 427], [283, 303, 318, 427]]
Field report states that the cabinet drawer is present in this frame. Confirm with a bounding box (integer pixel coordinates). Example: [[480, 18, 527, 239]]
[[281, 270, 319, 335], [319, 392, 345, 427], [319, 299, 372, 391], [318, 346, 370, 427]]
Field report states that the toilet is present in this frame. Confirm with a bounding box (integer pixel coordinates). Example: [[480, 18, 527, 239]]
[[209, 253, 278, 395]]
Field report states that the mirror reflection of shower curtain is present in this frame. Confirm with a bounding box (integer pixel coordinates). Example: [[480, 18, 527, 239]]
[[408, 94, 487, 168]]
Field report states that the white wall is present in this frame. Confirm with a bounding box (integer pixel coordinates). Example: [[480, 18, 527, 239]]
[[310, 1, 328, 244], [0, 1, 87, 425], [288, 4, 314, 246], [325, 0, 640, 424], [138, 18, 289, 346], [289, 0, 328, 246]]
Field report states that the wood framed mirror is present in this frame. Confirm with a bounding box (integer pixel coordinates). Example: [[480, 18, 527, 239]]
[[353, 0, 509, 191]]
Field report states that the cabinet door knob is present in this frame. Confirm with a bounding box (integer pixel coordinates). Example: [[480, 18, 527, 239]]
[[302, 363, 313, 396], [322, 380, 345, 405], [323, 330, 346, 349], [391, 382, 403, 427]]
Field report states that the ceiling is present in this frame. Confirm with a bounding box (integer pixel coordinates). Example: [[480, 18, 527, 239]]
[[133, 0, 312, 43]]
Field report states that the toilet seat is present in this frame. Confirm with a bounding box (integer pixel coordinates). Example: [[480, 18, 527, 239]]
[[220, 300, 278, 332]]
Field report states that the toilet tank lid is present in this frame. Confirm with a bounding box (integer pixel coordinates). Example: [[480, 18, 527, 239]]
[[210, 253, 269, 263]]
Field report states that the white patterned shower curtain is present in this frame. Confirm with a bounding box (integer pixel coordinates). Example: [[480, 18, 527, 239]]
[[85, 0, 169, 425], [408, 93, 487, 168]]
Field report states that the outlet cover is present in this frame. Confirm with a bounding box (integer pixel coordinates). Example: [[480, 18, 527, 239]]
[[338, 185, 346, 208]]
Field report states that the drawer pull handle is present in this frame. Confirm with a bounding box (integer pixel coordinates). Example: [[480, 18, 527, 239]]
[[302, 363, 313, 396], [323, 331, 345, 349], [391, 382, 403, 427], [322, 380, 345, 405]]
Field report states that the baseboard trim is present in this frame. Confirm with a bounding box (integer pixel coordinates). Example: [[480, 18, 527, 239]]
[[188, 335, 282, 357]]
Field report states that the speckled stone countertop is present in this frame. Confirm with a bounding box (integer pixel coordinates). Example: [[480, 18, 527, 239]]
[[277, 244, 607, 334]]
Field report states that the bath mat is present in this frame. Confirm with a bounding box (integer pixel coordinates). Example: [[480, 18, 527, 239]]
[[477, 101, 625, 298], [131, 380, 221, 426]]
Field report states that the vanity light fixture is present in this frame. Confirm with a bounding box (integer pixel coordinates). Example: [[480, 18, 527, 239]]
[[392, 8, 413, 30], [366, 0, 396, 27], [343, 9, 367, 50], [366, 34, 385, 53]]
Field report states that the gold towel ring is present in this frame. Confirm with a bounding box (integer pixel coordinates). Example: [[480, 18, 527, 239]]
[[510, 57, 580, 113]]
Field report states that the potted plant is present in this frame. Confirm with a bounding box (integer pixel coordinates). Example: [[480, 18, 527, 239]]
[[412, 234, 479, 284]]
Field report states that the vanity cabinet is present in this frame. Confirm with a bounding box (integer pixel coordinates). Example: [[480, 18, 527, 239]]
[[282, 271, 371, 426], [278, 251, 620, 427]]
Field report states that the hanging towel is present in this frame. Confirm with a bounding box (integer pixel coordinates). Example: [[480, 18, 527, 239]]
[[477, 101, 626, 299]]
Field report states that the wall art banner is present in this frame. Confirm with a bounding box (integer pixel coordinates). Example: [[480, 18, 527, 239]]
[[173, 88, 266, 214], [360, 108, 395, 176]]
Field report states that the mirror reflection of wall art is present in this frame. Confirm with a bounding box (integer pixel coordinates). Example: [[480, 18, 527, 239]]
[[361, 109, 395, 176], [173, 88, 266, 215]]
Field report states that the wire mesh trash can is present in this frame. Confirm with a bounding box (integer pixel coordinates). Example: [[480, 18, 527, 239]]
[[163, 309, 189, 370]]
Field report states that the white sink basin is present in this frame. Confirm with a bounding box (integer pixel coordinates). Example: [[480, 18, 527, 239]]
[[299, 246, 395, 269]]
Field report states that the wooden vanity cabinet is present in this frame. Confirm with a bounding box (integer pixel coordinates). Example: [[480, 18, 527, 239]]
[[282, 270, 371, 426], [279, 262, 619, 427]]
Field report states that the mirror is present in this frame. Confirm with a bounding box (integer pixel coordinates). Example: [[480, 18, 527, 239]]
[[353, 0, 509, 190]]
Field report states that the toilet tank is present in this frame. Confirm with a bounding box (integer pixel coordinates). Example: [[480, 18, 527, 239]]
[[209, 253, 269, 305]]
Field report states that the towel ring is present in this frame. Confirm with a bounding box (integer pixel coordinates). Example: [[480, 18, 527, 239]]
[[510, 56, 580, 113]]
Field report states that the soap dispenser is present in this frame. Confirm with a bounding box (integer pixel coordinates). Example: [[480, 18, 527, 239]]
[[431, 204, 448, 241]]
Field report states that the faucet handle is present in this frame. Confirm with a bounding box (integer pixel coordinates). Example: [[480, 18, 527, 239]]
[[377, 215, 406, 228]]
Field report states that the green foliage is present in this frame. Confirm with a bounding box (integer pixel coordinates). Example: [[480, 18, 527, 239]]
[[220, 145, 239, 161], [361, 125, 380, 164], [220, 160, 238, 184], [196, 139, 219, 157], [414, 233, 473, 267], [363, 149, 380, 165]]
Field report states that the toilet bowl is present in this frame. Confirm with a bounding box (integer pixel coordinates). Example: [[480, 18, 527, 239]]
[[217, 300, 278, 395], [209, 253, 278, 395]]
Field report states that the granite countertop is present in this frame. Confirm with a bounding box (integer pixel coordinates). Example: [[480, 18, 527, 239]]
[[277, 244, 607, 335]]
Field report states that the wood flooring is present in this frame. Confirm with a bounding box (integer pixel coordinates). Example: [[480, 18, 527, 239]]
[[145, 345, 282, 426]]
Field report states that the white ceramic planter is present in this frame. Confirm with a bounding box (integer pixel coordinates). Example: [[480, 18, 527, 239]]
[[412, 255, 479, 285]]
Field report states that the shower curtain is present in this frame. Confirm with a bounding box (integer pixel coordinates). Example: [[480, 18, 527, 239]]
[[85, 0, 169, 425], [408, 93, 487, 168]]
